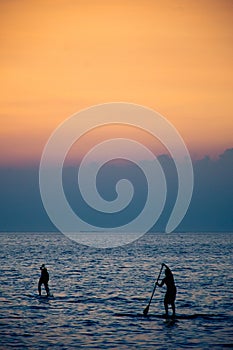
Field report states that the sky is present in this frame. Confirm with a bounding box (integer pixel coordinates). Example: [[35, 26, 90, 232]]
[[0, 1, 232, 233], [0, 0, 233, 166]]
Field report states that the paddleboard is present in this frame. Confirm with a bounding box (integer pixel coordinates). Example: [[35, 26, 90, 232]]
[[26, 293, 54, 299], [38, 293, 54, 298], [114, 313, 214, 320]]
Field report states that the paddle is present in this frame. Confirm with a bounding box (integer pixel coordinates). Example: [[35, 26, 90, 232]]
[[143, 263, 164, 316]]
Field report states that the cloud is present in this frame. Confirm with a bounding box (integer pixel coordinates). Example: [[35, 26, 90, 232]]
[[180, 148, 233, 232], [0, 148, 232, 232]]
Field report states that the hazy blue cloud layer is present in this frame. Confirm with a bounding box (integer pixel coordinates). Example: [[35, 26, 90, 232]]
[[0, 149, 232, 232]]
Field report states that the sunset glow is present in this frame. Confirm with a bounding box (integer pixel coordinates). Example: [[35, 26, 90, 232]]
[[1, 0, 233, 165]]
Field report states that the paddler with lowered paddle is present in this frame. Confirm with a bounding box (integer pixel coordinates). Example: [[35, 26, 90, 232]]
[[38, 264, 50, 297]]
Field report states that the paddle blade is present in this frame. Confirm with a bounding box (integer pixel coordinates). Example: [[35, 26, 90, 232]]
[[143, 305, 149, 316]]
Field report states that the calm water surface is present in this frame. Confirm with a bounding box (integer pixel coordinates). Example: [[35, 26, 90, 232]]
[[0, 232, 232, 349]]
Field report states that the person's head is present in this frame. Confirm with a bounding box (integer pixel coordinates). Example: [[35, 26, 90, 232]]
[[165, 268, 171, 277], [40, 264, 45, 270]]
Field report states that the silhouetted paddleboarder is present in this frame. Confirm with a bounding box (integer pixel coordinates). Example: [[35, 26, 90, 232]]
[[156, 263, 176, 318], [38, 264, 50, 296]]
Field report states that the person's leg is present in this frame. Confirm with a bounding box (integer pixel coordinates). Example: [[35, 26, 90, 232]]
[[171, 301, 176, 317], [171, 288, 176, 317], [164, 300, 169, 317], [38, 280, 42, 296], [44, 282, 50, 296]]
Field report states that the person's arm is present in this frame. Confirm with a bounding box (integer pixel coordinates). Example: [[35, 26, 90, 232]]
[[156, 277, 165, 287]]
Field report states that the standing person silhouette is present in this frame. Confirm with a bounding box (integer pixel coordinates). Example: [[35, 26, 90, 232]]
[[38, 264, 50, 296], [156, 263, 176, 318]]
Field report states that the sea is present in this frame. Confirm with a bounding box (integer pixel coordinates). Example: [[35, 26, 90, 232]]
[[0, 232, 232, 349]]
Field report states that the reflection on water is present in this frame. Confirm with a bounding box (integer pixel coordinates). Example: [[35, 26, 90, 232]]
[[0, 232, 232, 349], [65, 231, 143, 248]]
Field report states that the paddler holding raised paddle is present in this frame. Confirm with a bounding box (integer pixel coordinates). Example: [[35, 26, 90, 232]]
[[143, 263, 177, 318]]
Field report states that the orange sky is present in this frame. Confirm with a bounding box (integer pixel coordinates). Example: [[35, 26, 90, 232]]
[[0, 0, 233, 165]]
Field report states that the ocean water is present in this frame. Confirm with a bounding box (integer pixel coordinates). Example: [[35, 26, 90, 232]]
[[0, 232, 232, 349]]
